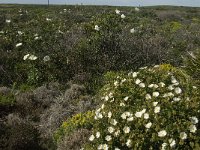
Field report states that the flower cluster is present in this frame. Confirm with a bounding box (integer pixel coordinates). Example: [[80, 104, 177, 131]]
[[23, 54, 38, 60], [86, 65, 199, 149]]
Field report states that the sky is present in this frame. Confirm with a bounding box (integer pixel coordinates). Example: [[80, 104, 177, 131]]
[[0, 0, 200, 7]]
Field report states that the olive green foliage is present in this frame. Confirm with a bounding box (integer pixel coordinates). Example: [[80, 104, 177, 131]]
[[0, 94, 15, 106], [54, 110, 95, 142], [86, 65, 200, 149]]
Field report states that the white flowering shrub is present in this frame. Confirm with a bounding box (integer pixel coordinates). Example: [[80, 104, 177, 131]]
[[85, 64, 200, 149]]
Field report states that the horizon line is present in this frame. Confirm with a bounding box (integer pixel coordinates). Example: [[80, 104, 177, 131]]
[[0, 3, 200, 8]]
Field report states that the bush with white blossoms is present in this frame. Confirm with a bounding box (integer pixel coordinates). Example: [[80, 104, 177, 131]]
[[84, 64, 200, 149]]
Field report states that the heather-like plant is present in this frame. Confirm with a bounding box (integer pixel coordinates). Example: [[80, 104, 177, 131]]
[[184, 49, 200, 82], [85, 64, 200, 149]]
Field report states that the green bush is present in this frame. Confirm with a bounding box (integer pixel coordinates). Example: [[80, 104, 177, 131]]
[[0, 94, 15, 106], [85, 64, 200, 149], [54, 110, 95, 142]]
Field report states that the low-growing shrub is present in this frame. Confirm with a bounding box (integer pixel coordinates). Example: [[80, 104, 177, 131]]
[[85, 64, 200, 149], [184, 49, 200, 82], [54, 110, 95, 142], [6, 122, 42, 150]]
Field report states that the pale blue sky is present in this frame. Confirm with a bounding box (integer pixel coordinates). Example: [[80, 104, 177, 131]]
[[0, 0, 200, 7]]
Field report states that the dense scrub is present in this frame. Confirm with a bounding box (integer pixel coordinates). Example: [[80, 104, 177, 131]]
[[0, 4, 200, 150]]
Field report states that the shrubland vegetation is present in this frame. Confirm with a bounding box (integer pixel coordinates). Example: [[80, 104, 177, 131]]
[[0, 4, 200, 150]]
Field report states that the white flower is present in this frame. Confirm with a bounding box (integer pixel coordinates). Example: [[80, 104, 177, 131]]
[[34, 36, 39, 40], [153, 92, 159, 97], [89, 135, 95, 141], [154, 106, 160, 113], [144, 113, 149, 119], [43, 55, 50, 62], [130, 28, 135, 33], [126, 139, 132, 147], [105, 135, 112, 141], [97, 145, 102, 149], [16, 43, 22, 47], [135, 109, 145, 118], [120, 102, 125, 107], [135, 78, 141, 84], [171, 76, 178, 84], [96, 132, 100, 138], [98, 144, 109, 150], [189, 125, 197, 133], [145, 94, 152, 100], [18, 31, 23, 35], [101, 104, 105, 109], [190, 116, 199, 124], [114, 130, 120, 137], [163, 92, 174, 97], [139, 66, 147, 70], [127, 116, 134, 121], [115, 9, 120, 14], [110, 119, 118, 126], [105, 95, 109, 101], [109, 92, 113, 98], [154, 65, 159, 68], [121, 113, 127, 119], [148, 84, 154, 88], [153, 84, 159, 88], [6, 19, 11, 23], [141, 109, 146, 113], [108, 127, 115, 133], [180, 132, 187, 140], [94, 25, 100, 31], [174, 87, 182, 94], [95, 112, 103, 120], [145, 122, 152, 129], [161, 143, 167, 150], [121, 78, 126, 83], [153, 102, 158, 106], [46, 18, 51, 21], [135, 111, 143, 118], [159, 82, 165, 87], [124, 96, 129, 101], [125, 112, 131, 116], [193, 86, 197, 89], [115, 148, 120, 150], [114, 81, 119, 86], [23, 54, 30, 60], [158, 130, 167, 137], [123, 126, 130, 134], [103, 144, 109, 150], [168, 85, 174, 90], [135, 7, 140, 11], [132, 72, 138, 78], [121, 14, 126, 19], [169, 139, 176, 147], [173, 97, 181, 102], [29, 55, 37, 60], [108, 112, 112, 118], [139, 83, 145, 88]]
